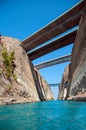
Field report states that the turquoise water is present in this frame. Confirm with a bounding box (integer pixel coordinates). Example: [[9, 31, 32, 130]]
[[0, 101, 86, 130]]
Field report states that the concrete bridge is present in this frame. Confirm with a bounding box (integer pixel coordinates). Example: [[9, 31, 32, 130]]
[[48, 83, 60, 87], [35, 54, 71, 69], [21, 1, 84, 93], [29, 30, 76, 60], [22, 1, 84, 60]]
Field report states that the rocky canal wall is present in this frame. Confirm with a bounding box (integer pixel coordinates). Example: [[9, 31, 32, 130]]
[[0, 36, 53, 105], [58, 2, 86, 101]]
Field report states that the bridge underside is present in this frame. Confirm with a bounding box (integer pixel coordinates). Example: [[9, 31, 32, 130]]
[[21, 1, 84, 64], [35, 54, 71, 69], [22, 1, 84, 53], [48, 84, 60, 87], [28, 30, 76, 60]]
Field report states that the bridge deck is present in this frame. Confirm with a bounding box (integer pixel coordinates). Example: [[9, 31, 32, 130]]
[[28, 30, 76, 60], [35, 54, 71, 69], [22, 1, 84, 52], [48, 84, 60, 87]]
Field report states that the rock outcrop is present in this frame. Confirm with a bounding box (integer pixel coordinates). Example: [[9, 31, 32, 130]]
[[67, 2, 86, 100], [34, 68, 54, 101], [58, 2, 86, 101], [0, 36, 53, 105], [58, 65, 70, 100]]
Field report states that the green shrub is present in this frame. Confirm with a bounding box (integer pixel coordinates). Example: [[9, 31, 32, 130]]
[[0, 69, 3, 75], [13, 73, 17, 81], [5, 84, 12, 92], [2, 47, 16, 80]]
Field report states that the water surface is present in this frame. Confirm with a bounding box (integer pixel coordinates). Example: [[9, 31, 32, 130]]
[[0, 100, 86, 130]]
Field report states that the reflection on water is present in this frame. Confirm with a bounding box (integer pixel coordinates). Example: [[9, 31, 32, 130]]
[[0, 100, 86, 130]]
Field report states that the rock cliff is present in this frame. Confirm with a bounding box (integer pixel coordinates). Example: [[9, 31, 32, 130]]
[[67, 2, 86, 100], [58, 2, 86, 101], [58, 65, 70, 100], [0, 36, 53, 105]]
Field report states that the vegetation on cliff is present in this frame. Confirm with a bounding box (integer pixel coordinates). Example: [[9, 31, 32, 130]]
[[0, 36, 54, 105], [1, 47, 17, 81]]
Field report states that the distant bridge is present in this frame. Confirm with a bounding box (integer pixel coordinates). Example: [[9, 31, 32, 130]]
[[22, 1, 84, 60], [35, 54, 71, 69], [48, 83, 60, 87]]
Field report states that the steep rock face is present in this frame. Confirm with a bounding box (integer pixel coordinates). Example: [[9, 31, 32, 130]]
[[0, 36, 53, 105], [58, 65, 70, 100], [67, 3, 86, 100], [58, 3, 86, 101], [34, 68, 54, 101]]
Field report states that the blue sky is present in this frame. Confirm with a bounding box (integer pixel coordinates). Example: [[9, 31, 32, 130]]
[[0, 0, 80, 98]]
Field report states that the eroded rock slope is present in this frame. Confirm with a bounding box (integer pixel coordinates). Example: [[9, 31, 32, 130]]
[[0, 36, 53, 105], [58, 3, 86, 101]]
